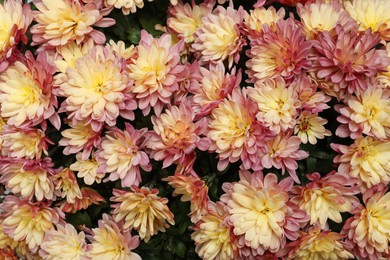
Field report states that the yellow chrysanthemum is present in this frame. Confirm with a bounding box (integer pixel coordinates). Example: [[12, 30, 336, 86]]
[[294, 111, 331, 144], [344, 0, 390, 41], [288, 225, 353, 259], [105, 0, 145, 14], [70, 153, 105, 185], [0, 62, 51, 127], [244, 6, 285, 32], [39, 223, 87, 260], [111, 187, 175, 242], [52, 168, 82, 204], [377, 42, 390, 88]]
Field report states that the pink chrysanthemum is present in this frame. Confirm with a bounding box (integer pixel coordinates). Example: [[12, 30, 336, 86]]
[[128, 30, 184, 116], [191, 201, 238, 260], [332, 136, 390, 191], [0, 125, 51, 159], [111, 187, 175, 242], [0, 195, 64, 253], [291, 171, 359, 228], [58, 45, 136, 131], [163, 173, 209, 223], [52, 168, 82, 204], [0, 157, 56, 201], [311, 26, 390, 99], [167, 0, 213, 44], [31, 0, 114, 47], [192, 4, 247, 68], [246, 18, 312, 83], [261, 132, 308, 183], [95, 123, 151, 187], [147, 102, 209, 169], [335, 86, 390, 139], [207, 89, 270, 171], [87, 213, 141, 259], [58, 187, 105, 214], [287, 225, 353, 259], [342, 185, 390, 260], [0, 0, 32, 73], [0, 51, 59, 129], [221, 171, 308, 255], [39, 223, 88, 260]]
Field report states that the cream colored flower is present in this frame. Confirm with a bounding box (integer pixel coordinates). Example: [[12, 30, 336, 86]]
[[244, 6, 285, 33], [105, 0, 146, 14], [111, 187, 175, 242], [52, 168, 82, 204], [294, 111, 331, 144], [70, 153, 105, 185]]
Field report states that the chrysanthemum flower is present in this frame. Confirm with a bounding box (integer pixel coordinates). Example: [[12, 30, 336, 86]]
[[104, 0, 147, 14], [344, 0, 390, 41], [207, 89, 270, 171], [377, 42, 390, 88], [31, 0, 114, 47], [111, 187, 175, 242], [191, 62, 241, 117], [163, 174, 209, 223], [58, 187, 105, 214], [0, 51, 59, 129], [262, 132, 308, 183], [0, 0, 32, 72], [297, 0, 354, 39], [87, 213, 141, 260], [147, 102, 209, 169], [221, 172, 308, 254], [39, 223, 88, 260], [311, 26, 390, 98], [70, 152, 105, 185], [192, 4, 247, 68], [0, 158, 55, 201], [342, 185, 390, 259], [95, 123, 151, 187], [167, 0, 213, 44], [0, 125, 51, 159], [294, 111, 331, 144], [52, 168, 82, 204], [0, 196, 64, 253], [0, 219, 19, 255], [332, 136, 390, 190], [291, 172, 359, 228], [107, 39, 136, 62], [58, 45, 136, 131], [246, 18, 312, 82], [247, 78, 300, 134], [128, 30, 184, 116], [191, 201, 237, 260], [335, 86, 390, 139], [287, 225, 353, 259]]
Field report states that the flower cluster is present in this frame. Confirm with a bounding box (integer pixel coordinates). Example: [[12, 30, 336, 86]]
[[1, 0, 390, 259]]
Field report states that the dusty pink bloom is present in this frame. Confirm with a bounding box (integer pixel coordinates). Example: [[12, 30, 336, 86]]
[[207, 89, 271, 171], [167, 0, 213, 44], [163, 173, 209, 223], [147, 102, 209, 169], [111, 187, 175, 242], [0, 195, 64, 253], [191, 62, 241, 117], [128, 30, 184, 116], [58, 45, 136, 131], [342, 185, 390, 260], [59, 120, 102, 160], [87, 213, 141, 259], [221, 171, 309, 256], [332, 136, 390, 191], [246, 18, 312, 83], [58, 187, 105, 214], [311, 26, 390, 99], [0, 125, 51, 159], [0, 0, 32, 73], [335, 86, 390, 139], [192, 4, 247, 68], [291, 171, 360, 228], [191, 201, 238, 260], [0, 157, 56, 201], [0, 51, 60, 130], [52, 168, 82, 204], [31, 0, 114, 48], [95, 123, 151, 187]]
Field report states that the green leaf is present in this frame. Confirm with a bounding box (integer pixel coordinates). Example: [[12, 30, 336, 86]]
[[172, 240, 186, 258], [311, 151, 330, 160], [306, 157, 317, 173]]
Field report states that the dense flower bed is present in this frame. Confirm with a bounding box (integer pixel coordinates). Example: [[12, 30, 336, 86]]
[[0, 0, 390, 259]]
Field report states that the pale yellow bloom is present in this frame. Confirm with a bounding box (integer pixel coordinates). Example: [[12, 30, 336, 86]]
[[376, 42, 390, 88], [39, 223, 88, 260], [294, 111, 331, 144], [52, 168, 82, 204], [105, 0, 146, 14], [70, 153, 105, 185], [244, 6, 285, 32], [345, 0, 390, 40]]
